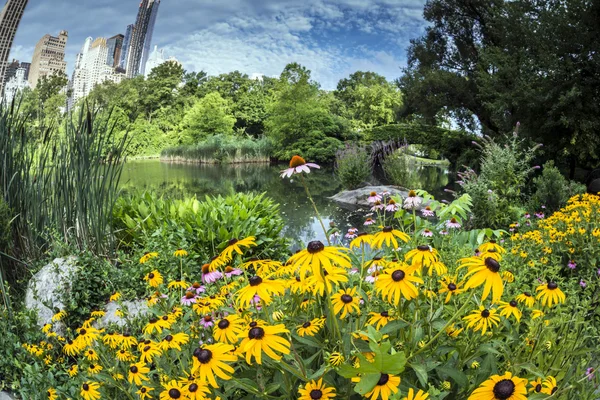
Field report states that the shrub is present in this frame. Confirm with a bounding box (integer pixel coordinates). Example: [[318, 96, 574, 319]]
[[161, 135, 272, 164], [530, 161, 587, 212], [334, 143, 371, 189], [382, 148, 422, 189]]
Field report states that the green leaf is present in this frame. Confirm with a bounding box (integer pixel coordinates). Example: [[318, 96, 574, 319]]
[[411, 363, 428, 387], [355, 373, 380, 395], [436, 365, 468, 388]]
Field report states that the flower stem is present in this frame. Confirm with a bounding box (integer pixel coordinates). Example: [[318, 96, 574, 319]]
[[300, 174, 330, 246]]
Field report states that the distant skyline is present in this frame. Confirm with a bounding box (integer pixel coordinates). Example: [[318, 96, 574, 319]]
[[9, 0, 428, 89]]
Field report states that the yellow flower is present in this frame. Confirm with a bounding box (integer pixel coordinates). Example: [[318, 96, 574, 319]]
[[498, 300, 522, 322], [331, 287, 361, 318], [159, 332, 189, 351], [529, 377, 543, 393], [139, 342, 162, 363], [213, 315, 244, 344], [531, 309, 545, 319], [118, 333, 138, 349], [328, 352, 344, 366], [63, 339, 83, 356], [84, 348, 99, 361], [463, 306, 500, 335], [515, 292, 535, 308], [445, 323, 463, 338], [220, 236, 256, 260], [375, 265, 423, 304], [168, 280, 189, 290], [367, 311, 395, 330], [51, 310, 66, 322], [361, 373, 401, 400], [183, 381, 211, 400], [47, 388, 57, 400], [372, 226, 410, 249], [143, 316, 171, 335], [462, 257, 504, 302], [541, 376, 558, 395], [272, 310, 284, 321], [305, 265, 349, 296], [298, 378, 336, 400], [173, 248, 188, 257], [139, 252, 159, 264], [90, 310, 105, 318], [438, 275, 463, 303], [42, 324, 52, 334], [471, 361, 480, 369], [405, 245, 440, 274], [136, 386, 154, 400], [80, 382, 101, 400], [116, 349, 136, 362], [287, 240, 351, 279], [468, 371, 527, 400], [350, 233, 374, 249], [238, 322, 291, 364], [87, 364, 103, 374], [190, 343, 237, 387], [479, 240, 505, 254], [536, 282, 566, 307], [159, 380, 185, 400], [296, 317, 326, 337], [68, 364, 78, 377], [115, 308, 124, 318], [403, 388, 429, 400], [144, 270, 164, 287], [236, 275, 285, 308]]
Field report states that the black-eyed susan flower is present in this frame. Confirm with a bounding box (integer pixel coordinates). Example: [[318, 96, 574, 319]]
[[139, 252, 159, 264], [159, 332, 189, 351], [109, 292, 121, 302], [498, 301, 522, 322], [116, 349, 135, 362], [191, 343, 237, 387], [87, 364, 103, 374], [403, 388, 429, 400], [168, 280, 189, 290], [306, 265, 349, 295], [296, 317, 326, 337], [350, 232, 374, 249], [462, 257, 504, 302], [468, 371, 527, 400], [531, 309, 545, 320], [90, 310, 105, 318], [63, 339, 83, 356], [479, 240, 505, 254], [213, 315, 244, 344], [287, 240, 351, 279], [463, 306, 500, 335], [375, 265, 423, 304], [536, 282, 566, 307], [118, 333, 138, 350], [68, 364, 78, 377], [445, 323, 464, 338], [160, 380, 185, 400], [144, 270, 164, 287], [541, 376, 558, 395], [331, 287, 361, 318], [367, 311, 395, 329], [328, 352, 344, 366], [183, 381, 211, 400], [80, 382, 101, 400], [136, 386, 154, 400], [438, 275, 464, 303], [47, 388, 57, 400], [85, 348, 99, 361], [529, 377, 543, 393], [128, 362, 150, 385], [236, 275, 285, 308], [405, 245, 439, 271], [515, 292, 534, 308], [362, 373, 401, 400], [298, 378, 336, 400], [143, 316, 171, 335], [372, 226, 410, 250], [51, 310, 66, 322], [173, 248, 188, 257], [139, 342, 162, 363], [220, 236, 256, 260], [238, 322, 291, 364]]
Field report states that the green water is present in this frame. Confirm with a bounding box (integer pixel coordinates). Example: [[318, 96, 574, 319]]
[[120, 160, 454, 246]]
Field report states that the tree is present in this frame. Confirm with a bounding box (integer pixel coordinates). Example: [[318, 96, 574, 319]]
[[399, 0, 600, 176], [182, 92, 236, 141], [143, 61, 185, 119]]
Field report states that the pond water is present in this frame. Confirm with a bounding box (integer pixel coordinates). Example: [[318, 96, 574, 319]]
[[120, 160, 456, 246]]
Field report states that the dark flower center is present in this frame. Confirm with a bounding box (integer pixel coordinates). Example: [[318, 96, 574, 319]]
[[249, 276, 263, 286], [148, 273, 155, 279], [509, 300, 517, 307], [225, 266, 234, 273], [196, 348, 213, 363], [249, 327, 265, 340], [204, 315, 212, 322], [193, 282, 201, 288], [202, 264, 210, 273], [493, 379, 516, 399], [340, 294, 353, 303], [535, 383, 542, 392], [487, 248, 497, 253], [357, 232, 367, 237], [383, 226, 393, 233], [143, 346, 151, 352], [307, 241, 325, 254], [377, 373, 390, 386], [551, 387, 558, 394], [143, 339, 151, 345], [189, 384, 198, 393], [391, 270, 405, 282], [289, 155, 306, 168], [218, 319, 230, 329], [381, 311, 389, 317], [168, 388, 181, 399], [370, 192, 377, 197], [149, 317, 158, 324], [302, 322, 311, 328], [296, 276, 301, 282], [185, 292, 195, 299], [249, 321, 258, 327], [141, 388, 147, 393], [548, 282, 558, 290], [310, 389, 323, 399], [80, 329, 87, 335], [484, 257, 500, 273], [524, 292, 531, 297], [448, 283, 457, 291], [130, 366, 138, 373], [490, 240, 497, 244], [165, 335, 173, 342], [417, 245, 430, 251], [82, 384, 89, 391], [481, 309, 490, 318], [228, 238, 239, 246]]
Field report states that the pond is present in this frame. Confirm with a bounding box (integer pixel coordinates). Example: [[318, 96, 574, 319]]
[[120, 160, 456, 247]]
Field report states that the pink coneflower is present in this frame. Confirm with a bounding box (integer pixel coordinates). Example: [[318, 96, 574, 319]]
[[329, 231, 341, 244], [370, 201, 385, 211], [349, 268, 360, 275], [365, 264, 383, 283], [364, 218, 376, 226], [568, 260, 577, 270], [421, 229, 433, 237], [524, 213, 531, 219], [187, 282, 206, 294], [181, 292, 197, 306], [421, 206, 434, 217], [345, 228, 358, 239], [202, 270, 223, 284], [403, 190, 422, 210], [580, 280, 587, 288], [586, 367, 595, 380], [535, 212, 545, 219], [381, 191, 390, 197], [439, 230, 449, 235], [224, 266, 243, 278], [200, 315, 214, 328], [446, 218, 461, 229], [250, 294, 262, 310], [367, 191, 382, 203], [385, 199, 399, 212], [280, 155, 320, 178]]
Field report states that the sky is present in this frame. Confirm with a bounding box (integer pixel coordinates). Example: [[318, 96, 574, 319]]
[[10, 0, 428, 90]]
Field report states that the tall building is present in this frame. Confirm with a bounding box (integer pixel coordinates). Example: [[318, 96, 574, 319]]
[[3, 65, 29, 104], [29, 30, 68, 89], [144, 45, 180, 77], [106, 34, 124, 68], [4, 59, 30, 82], [119, 24, 134, 70], [126, 0, 160, 78], [0, 0, 29, 94]]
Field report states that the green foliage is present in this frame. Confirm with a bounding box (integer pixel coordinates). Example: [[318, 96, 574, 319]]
[[530, 161, 587, 213], [161, 134, 272, 164], [0, 193, 11, 254], [334, 143, 372, 189], [112, 192, 289, 262], [382, 148, 422, 189], [182, 92, 236, 141], [368, 123, 477, 168]]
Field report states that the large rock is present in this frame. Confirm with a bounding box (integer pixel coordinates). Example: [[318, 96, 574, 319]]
[[329, 185, 429, 210], [95, 300, 149, 328], [25, 257, 78, 329], [0, 392, 16, 400]]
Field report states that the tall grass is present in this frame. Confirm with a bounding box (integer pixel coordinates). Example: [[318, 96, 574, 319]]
[[0, 103, 127, 285], [161, 134, 271, 164]]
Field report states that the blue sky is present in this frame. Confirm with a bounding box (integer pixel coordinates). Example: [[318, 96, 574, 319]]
[[10, 0, 427, 89]]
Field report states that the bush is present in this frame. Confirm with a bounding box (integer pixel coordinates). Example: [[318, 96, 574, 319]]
[[530, 161, 587, 212], [335, 143, 371, 189], [382, 148, 422, 189], [161, 135, 272, 164], [272, 133, 345, 164]]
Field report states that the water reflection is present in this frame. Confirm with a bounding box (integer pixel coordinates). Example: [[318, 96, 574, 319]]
[[120, 161, 455, 246]]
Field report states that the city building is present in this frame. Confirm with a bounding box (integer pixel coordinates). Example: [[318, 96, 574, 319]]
[[144, 45, 180, 76], [119, 24, 134, 70], [126, 0, 160, 78], [106, 34, 124, 68], [3, 65, 29, 104], [0, 0, 29, 94], [29, 30, 68, 89], [4, 58, 28, 81]]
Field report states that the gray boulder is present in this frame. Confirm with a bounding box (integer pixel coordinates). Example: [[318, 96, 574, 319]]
[[25, 257, 78, 329], [95, 300, 149, 328], [329, 185, 428, 210], [0, 392, 16, 399]]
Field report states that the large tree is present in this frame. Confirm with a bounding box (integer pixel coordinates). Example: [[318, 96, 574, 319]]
[[182, 92, 236, 141], [400, 0, 600, 175]]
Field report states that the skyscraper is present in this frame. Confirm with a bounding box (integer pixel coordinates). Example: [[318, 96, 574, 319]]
[[119, 24, 134, 70], [29, 30, 68, 89], [0, 0, 29, 94], [106, 34, 124, 68], [126, 0, 160, 78]]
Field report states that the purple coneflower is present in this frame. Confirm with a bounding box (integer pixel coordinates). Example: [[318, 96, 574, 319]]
[[200, 315, 214, 328], [567, 260, 577, 270], [403, 190, 422, 210], [535, 212, 545, 219], [250, 294, 262, 310], [580, 280, 587, 288], [446, 218, 461, 229], [370, 201, 385, 211], [439, 230, 448, 235], [586, 367, 595, 381], [224, 266, 243, 278], [280, 155, 320, 178], [421, 206, 434, 217], [385, 199, 399, 212], [421, 229, 433, 237], [364, 218, 376, 226], [367, 191, 382, 203], [187, 282, 206, 294], [345, 228, 358, 239], [180, 292, 197, 306], [202, 270, 223, 284], [524, 213, 531, 219]]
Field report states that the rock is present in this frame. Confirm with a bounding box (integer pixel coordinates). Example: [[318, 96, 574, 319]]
[[95, 300, 149, 328], [329, 185, 428, 210], [25, 257, 78, 330], [0, 392, 16, 400]]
